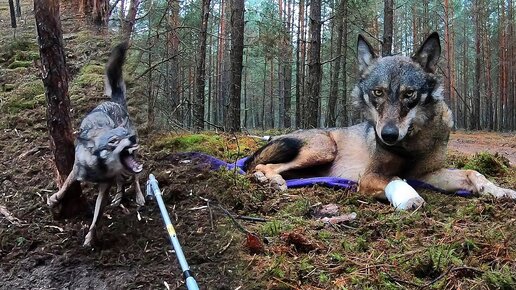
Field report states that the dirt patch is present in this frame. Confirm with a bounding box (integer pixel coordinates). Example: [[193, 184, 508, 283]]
[[449, 131, 516, 165]]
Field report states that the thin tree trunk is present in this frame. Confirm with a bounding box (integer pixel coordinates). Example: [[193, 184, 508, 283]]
[[146, 2, 155, 130], [326, 0, 346, 127], [169, 0, 181, 122], [34, 0, 83, 218], [215, 0, 226, 126], [243, 48, 248, 128], [473, 0, 481, 130], [283, 0, 293, 128], [269, 58, 275, 128], [295, 0, 305, 128], [262, 57, 267, 130], [339, 1, 348, 126], [15, 0, 21, 17], [193, 0, 211, 131], [9, 0, 16, 30]]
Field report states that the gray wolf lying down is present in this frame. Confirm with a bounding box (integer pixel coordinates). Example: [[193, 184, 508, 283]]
[[244, 32, 515, 210], [47, 42, 144, 246]]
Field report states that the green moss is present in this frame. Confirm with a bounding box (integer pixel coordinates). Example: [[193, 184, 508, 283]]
[[81, 64, 105, 75], [8, 60, 32, 69], [17, 80, 45, 99], [462, 152, 509, 177], [12, 50, 39, 62], [2, 81, 46, 113], [483, 266, 516, 289], [279, 199, 310, 217], [152, 133, 225, 156], [2, 84, 15, 92], [260, 220, 290, 236], [411, 245, 462, 279]]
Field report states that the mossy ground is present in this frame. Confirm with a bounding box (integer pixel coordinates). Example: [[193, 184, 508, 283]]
[[1, 1, 515, 289]]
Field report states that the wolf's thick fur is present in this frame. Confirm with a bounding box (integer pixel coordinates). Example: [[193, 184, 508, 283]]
[[48, 42, 145, 246], [245, 32, 515, 208]]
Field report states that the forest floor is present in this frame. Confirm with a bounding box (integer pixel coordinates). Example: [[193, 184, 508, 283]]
[[1, 2, 516, 290]]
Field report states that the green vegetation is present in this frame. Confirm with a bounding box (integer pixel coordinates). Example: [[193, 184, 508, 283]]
[[462, 152, 510, 177], [1, 80, 45, 113]]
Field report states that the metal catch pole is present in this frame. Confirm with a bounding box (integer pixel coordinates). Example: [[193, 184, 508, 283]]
[[146, 174, 200, 290]]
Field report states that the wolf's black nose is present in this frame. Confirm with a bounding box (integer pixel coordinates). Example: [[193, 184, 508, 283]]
[[381, 124, 399, 144]]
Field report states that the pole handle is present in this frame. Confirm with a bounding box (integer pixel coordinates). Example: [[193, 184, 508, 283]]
[[185, 277, 199, 290]]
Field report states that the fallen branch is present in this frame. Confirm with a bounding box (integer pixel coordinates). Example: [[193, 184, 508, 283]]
[[0, 205, 23, 226], [420, 266, 484, 289]]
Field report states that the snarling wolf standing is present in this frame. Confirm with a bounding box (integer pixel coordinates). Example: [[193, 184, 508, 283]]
[[244, 32, 516, 209], [47, 42, 145, 246]]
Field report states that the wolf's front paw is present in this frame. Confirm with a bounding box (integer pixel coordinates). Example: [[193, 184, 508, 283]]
[[252, 171, 287, 191], [385, 179, 425, 211], [269, 175, 287, 191], [135, 191, 145, 207], [47, 194, 60, 208], [482, 184, 516, 199], [83, 231, 96, 247], [402, 196, 426, 210], [252, 171, 268, 183]]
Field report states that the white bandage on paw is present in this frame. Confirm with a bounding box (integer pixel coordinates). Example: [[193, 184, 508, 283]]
[[384, 179, 425, 210]]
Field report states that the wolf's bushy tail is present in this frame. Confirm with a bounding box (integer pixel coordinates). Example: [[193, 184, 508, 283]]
[[105, 41, 129, 108], [243, 137, 302, 172]]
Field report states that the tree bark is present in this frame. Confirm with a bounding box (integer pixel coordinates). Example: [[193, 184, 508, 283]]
[[381, 0, 393, 56], [227, 0, 244, 132], [9, 0, 16, 29], [295, 0, 305, 128], [168, 0, 181, 122], [473, 0, 481, 130], [121, 0, 140, 40], [80, 0, 110, 27], [283, 0, 293, 128], [305, 0, 322, 128], [34, 0, 83, 218], [326, 0, 346, 127], [193, 0, 212, 131], [15, 0, 21, 17]]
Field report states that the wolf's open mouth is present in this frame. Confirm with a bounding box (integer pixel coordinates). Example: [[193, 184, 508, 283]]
[[120, 145, 143, 173]]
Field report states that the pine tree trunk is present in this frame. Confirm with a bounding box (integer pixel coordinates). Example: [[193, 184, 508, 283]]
[[283, 0, 293, 128], [193, 0, 211, 131], [326, 0, 346, 127], [169, 0, 181, 122], [15, 0, 21, 17], [121, 0, 140, 40], [473, 0, 481, 130], [227, 0, 244, 132], [381, 0, 393, 56], [305, 0, 322, 128], [34, 0, 84, 218], [9, 0, 16, 29], [295, 0, 305, 128]]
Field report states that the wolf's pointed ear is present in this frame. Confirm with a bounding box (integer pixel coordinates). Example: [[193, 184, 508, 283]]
[[357, 34, 377, 73], [412, 32, 441, 73]]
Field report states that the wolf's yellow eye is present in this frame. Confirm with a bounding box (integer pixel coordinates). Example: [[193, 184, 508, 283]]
[[405, 90, 415, 98], [372, 89, 383, 97]]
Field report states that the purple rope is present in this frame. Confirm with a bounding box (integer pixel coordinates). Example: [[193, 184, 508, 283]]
[[181, 152, 472, 197]]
